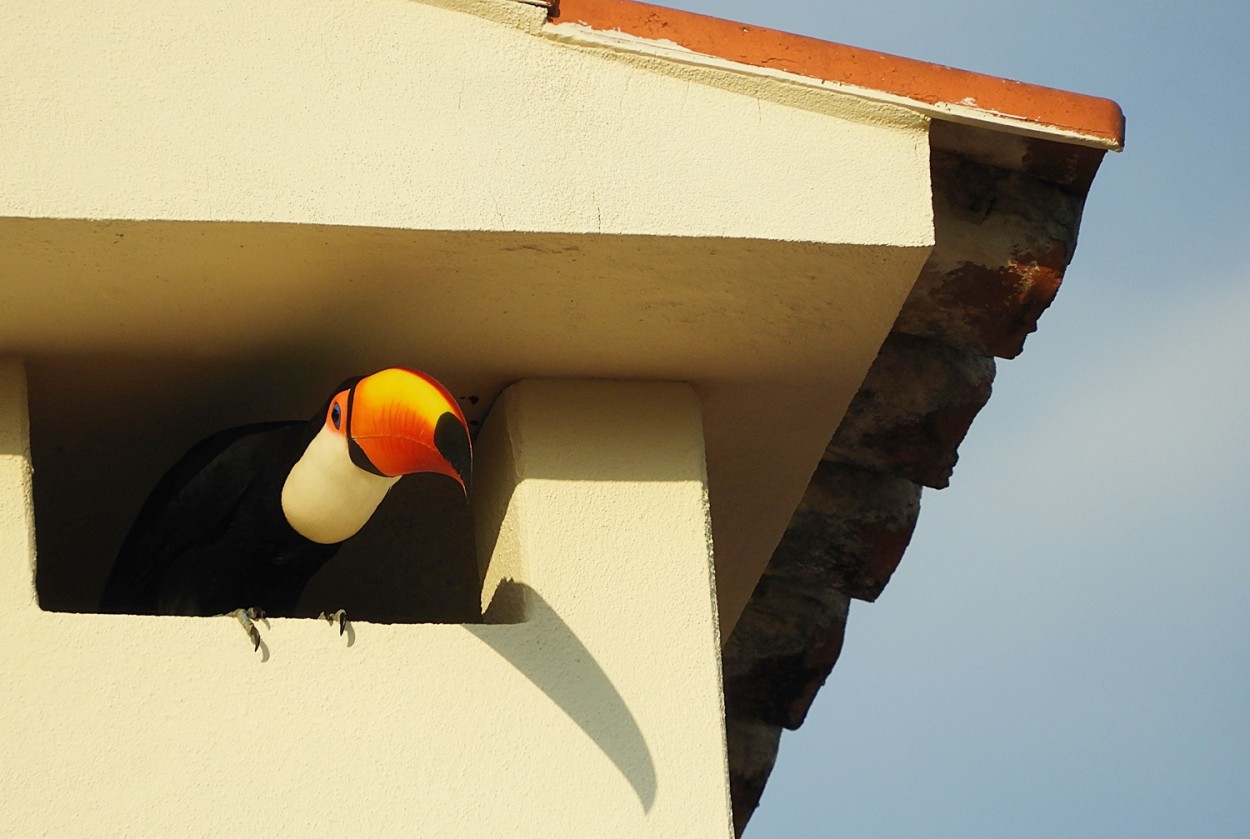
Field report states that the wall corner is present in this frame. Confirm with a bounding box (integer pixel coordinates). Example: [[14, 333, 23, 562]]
[[0, 358, 37, 613]]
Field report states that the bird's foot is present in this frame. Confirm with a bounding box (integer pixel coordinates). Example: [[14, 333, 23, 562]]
[[232, 607, 267, 651], [318, 608, 348, 636]]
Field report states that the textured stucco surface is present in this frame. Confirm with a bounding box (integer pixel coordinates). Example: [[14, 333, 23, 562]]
[[0, 0, 1127, 834], [0, 360, 36, 614], [0, 369, 733, 836], [0, 0, 930, 247], [0, 0, 935, 634], [7, 225, 928, 634], [0, 1, 969, 831]]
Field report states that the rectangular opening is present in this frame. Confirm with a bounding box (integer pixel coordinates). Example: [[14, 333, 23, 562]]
[[27, 356, 484, 624]]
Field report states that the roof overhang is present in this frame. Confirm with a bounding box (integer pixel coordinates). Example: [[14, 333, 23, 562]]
[[544, 0, 1123, 150], [1, 0, 934, 628]]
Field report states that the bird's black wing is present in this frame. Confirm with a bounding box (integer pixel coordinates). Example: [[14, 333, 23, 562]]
[[100, 421, 304, 613]]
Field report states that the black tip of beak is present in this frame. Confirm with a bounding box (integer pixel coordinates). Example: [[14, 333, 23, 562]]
[[435, 412, 473, 500]]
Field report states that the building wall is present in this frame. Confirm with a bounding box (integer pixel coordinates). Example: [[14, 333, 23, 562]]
[[0, 0, 930, 245], [0, 0, 935, 634], [0, 1, 940, 832], [0, 366, 734, 837]]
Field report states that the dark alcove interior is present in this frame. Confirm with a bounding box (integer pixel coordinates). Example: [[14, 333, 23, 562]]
[[27, 356, 482, 624]]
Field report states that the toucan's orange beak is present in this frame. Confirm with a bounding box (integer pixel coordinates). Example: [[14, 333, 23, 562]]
[[346, 368, 472, 495]]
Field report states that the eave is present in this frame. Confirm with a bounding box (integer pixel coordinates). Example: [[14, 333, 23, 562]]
[[544, 0, 1123, 151]]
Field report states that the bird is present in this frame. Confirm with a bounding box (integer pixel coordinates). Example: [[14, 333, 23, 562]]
[[99, 367, 472, 649]]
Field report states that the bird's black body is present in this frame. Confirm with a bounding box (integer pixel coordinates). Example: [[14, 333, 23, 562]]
[[100, 368, 472, 634], [101, 418, 338, 617]]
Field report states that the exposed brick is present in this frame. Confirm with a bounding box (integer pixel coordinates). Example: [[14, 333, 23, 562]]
[[726, 716, 782, 837], [895, 150, 1090, 358], [725, 120, 1106, 836], [723, 575, 849, 728], [825, 333, 995, 489]]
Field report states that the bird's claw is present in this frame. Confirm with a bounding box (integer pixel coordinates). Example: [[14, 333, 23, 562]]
[[233, 607, 267, 651], [319, 609, 348, 636]]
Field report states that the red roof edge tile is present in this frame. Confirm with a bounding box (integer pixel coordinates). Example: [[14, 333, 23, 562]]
[[548, 0, 1125, 150]]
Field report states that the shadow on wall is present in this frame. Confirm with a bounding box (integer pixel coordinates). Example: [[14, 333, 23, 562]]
[[470, 579, 658, 813]]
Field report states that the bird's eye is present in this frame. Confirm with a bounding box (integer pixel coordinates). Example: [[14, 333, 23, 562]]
[[331, 402, 342, 430]]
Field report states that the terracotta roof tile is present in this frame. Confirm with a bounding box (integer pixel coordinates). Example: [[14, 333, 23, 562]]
[[549, 0, 1124, 149]]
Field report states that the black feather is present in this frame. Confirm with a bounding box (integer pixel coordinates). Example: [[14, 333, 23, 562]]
[[100, 418, 337, 617]]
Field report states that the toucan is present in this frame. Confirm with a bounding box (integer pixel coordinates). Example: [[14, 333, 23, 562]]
[[100, 368, 472, 648]]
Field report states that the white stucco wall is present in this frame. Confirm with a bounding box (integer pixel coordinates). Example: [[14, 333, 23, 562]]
[[0, 3, 940, 829], [0, 0, 936, 632], [0, 0, 929, 246], [0, 367, 732, 837]]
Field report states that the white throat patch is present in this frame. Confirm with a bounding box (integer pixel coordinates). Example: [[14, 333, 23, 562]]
[[281, 425, 399, 544]]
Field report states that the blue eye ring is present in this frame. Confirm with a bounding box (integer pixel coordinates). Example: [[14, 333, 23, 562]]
[[331, 402, 342, 429]]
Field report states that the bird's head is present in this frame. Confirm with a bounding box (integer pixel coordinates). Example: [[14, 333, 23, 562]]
[[323, 367, 472, 495], [282, 367, 472, 545]]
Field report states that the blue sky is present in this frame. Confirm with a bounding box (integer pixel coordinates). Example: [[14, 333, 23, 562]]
[[659, 2, 1250, 836]]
